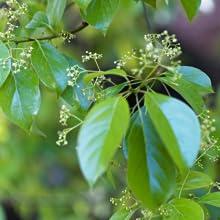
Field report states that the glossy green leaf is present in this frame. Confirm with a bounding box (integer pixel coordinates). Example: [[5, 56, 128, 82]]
[[179, 171, 213, 191], [160, 66, 213, 113], [110, 208, 135, 220], [75, 0, 92, 10], [126, 108, 176, 209], [165, 198, 204, 220], [83, 0, 120, 33], [145, 92, 201, 172], [0, 41, 11, 87], [77, 96, 130, 186], [26, 11, 49, 29], [103, 82, 127, 97], [31, 41, 69, 93], [0, 69, 41, 131], [199, 192, 220, 207], [46, 0, 67, 27], [84, 69, 127, 83], [180, 0, 201, 20]]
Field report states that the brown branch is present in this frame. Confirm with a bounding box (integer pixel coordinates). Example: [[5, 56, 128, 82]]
[[8, 21, 89, 44]]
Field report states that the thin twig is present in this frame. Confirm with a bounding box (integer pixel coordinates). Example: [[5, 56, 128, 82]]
[[4, 21, 89, 44]]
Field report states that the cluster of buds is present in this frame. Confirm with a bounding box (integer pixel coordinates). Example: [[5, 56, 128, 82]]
[[158, 204, 173, 217], [0, 0, 28, 40], [11, 46, 33, 73], [67, 65, 85, 87], [82, 51, 103, 63], [60, 31, 75, 43], [110, 189, 138, 211], [59, 105, 71, 126], [114, 31, 182, 78]]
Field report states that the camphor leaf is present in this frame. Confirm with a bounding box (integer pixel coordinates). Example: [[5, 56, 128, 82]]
[[103, 82, 127, 98], [199, 192, 220, 207], [0, 69, 41, 131], [165, 198, 204, 220], [83, 68, 127, 84], [0, 41, 11, 87], [26, 11, 49, 29], [77, 96, 130, 186], [126, 107, 176, 209], [160, 66, 213, 113], [0, 206, 6, 220], [179, 171, 213, 191], [180, 0, 201, 21], [110, 208, 135, 220], [83, 0, 120, 33], [145, 92, 201, 173], [46, 0, 67, 27], [31, 41, 69, 94]]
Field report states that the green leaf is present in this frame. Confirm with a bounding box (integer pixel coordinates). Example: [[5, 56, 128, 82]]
[[180, 0, 201, 20], [46, 0, 67, 27], [75, 0, 92, 10], [83, 0, 120, 33], [103, 82, 127, 97], [165, 198, 204, 220], [0, 69, 41, 131], [110, 208, 135, 220], [0, 41, 11, 87], [160, 66, 213, 113], [77, 96, 130, 186], [145, 92, 201, 172], [199, 192, 220, 207], [83, 69, 127, 84], [179, 171, 213, 191], [26, 11, 49, 29], [31, 41, 69, 93], [126, 108, 176, 209], [143, 0, 156, 8]]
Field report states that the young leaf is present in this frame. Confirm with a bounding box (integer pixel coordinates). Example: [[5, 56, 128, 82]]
[[31, 41, 69, 93], [83, 68, 127, 84], [160, 66, 213, 113], [199, 192, 220, 207], [180, 0, 201, 21], [110, 208, 135, 220], [145, 92, 201, 172], [26, 11, 49, 29], [0, 69, 41, 131], [77, 96, 130, 186], [179, 171, 213, 191], [0, 41, 11, 87], [103, 82, 127, 97], [46, 0, 67, 27], [165, 198, 204, 220], [83, 0, 120, 33], [126, 108, 176, 209]]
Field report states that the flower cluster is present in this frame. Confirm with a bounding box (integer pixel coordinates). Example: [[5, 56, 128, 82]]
[[82, 51, 103, 63], [110, 189, 138, 211], [114, 31, 182, 77], [56, 105, 83, 146], [0, 0, 27, 41], [196, 110, 220, 168], [11, 46, 33, 73], [67, 65, 85, 87], [60, 31, 75, 43]]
